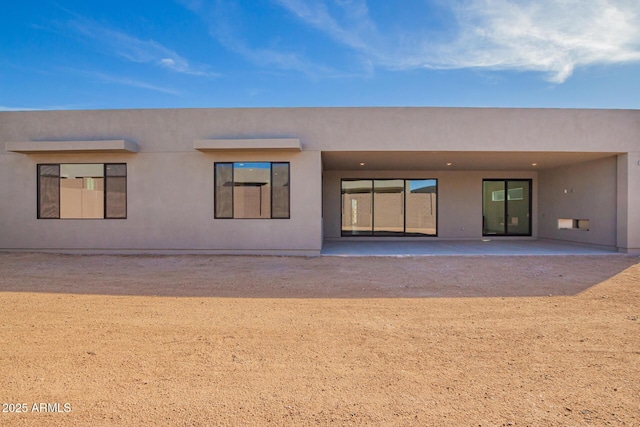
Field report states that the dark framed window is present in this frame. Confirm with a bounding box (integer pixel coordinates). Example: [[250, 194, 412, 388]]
[[482, 179, 532, 236], [341, 178, 437, 236], [214, 162, 290, 219], [37, 163, 127, 219]]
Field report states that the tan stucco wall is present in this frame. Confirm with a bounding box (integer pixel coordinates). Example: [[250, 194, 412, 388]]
[[1, 107, 638, 253], [323, 170, 538, 239], [0, 149, 322, 255], [538, 156, 618, 249], [617, 152, 640, 254], [1, 107, 639, 153]]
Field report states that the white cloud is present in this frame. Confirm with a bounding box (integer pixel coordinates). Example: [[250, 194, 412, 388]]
[[274, 0, 376, 52], [0, 106, 49, 111], [0, 104, 84, 111], [179, 0, 337, 77], [67, 17, 218, 77], [84, 71, 183, 95], [57, 67, 183, 95], [439, 0, 640, 82], [274, 0, 640, 83]]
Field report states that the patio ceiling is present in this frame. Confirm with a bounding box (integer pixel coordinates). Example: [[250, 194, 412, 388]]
[[321, 151, 620, 171]]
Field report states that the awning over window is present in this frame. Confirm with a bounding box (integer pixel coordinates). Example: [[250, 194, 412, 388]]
[[5, 140, 139, 153], [193, 138, 301, 152]]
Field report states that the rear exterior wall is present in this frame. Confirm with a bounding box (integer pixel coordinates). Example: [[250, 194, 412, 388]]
[[1, 107, 639, 253], [538, 156, 618, 249]]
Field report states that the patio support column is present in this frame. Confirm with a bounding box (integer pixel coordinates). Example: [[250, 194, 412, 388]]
[[617, 152, 640, 254]]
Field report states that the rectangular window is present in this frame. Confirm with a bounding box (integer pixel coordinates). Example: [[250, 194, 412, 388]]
[[341, 178, 437, 236], [38, 164, 60, 218], [105, 164, 127, 218], [37, 163, 127, 219], [215, 163, 234, 218], [271, 162, 290, 219], [482, 179, 531, 236], [214, 162, 290, 219]]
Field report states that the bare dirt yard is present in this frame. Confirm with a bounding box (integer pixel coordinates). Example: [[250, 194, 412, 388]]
[[1, 253, 639, 426]]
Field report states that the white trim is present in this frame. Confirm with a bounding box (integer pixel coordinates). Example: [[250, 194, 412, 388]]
[[194, 138, 301, 151], [5, 140, 138, 153]]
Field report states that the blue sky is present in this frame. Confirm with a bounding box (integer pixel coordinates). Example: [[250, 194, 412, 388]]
[[2, 0, 640, 110]]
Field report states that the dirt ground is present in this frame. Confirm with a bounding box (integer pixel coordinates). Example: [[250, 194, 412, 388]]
[[0, 253, 639, 426]]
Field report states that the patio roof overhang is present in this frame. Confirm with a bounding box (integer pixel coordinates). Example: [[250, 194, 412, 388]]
[[194, 138, 301, 151], [321, 151, 621, 171], [5, 139, 139, 154]]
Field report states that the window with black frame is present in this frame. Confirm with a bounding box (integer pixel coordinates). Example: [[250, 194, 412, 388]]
[[341, 178, 437, 236], [37, 163, 127, 219], [214, 162, 290, 219]]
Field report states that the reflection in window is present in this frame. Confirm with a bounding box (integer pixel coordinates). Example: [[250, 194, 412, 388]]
[[374, 180, 404, 235], [405, 180, 437, 236], [215, 163, 233, 218], [105, 164, 127, 218], [214, 162, 290, 219], [341, 180, 373, 235], [271, 163, 290, 219], [234, 162, 271, 219], [37, 164, 127, 219], [38, 164, 60, 219], [483, 181, 505, 234], [60, 164, 104, 218], [341, 179, 437, 236], [491, 187, 523, 202], [483, 180, 531, 236]]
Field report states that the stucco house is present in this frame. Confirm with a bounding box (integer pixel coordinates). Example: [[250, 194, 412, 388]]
[[1, 107, 639, 255]]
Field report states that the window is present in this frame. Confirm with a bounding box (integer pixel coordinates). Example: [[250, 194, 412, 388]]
[[482, 179, 531, 236], [341, 178, 437, 236], [491, 187, 524, 202], [214, 162, 290, 219], [37, 163, 127, 219]]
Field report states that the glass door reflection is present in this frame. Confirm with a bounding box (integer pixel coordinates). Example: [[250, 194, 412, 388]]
[[341, 180, 373, 236], [373, 180, 405, 236], [482, 180, 506, 235], [506, 180, 531, 235], [342, 179, 438, 237], [405, 179, 437, 235], [483, 179, 531, 236]]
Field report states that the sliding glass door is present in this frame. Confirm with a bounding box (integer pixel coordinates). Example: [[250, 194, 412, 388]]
[[482, 179, 531, 236], [341, 180, 373, 236], [341, 179, 437, 236]]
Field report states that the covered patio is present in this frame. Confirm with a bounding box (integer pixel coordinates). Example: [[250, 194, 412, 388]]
[[321, 147, 631, 254]]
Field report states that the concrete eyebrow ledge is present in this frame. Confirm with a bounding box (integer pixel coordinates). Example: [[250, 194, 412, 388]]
[[5, 140, 139, 153], [194, 138, 302, 151]]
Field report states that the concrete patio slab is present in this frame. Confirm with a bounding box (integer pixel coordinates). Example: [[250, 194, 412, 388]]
[[321, 239, 619, 256]]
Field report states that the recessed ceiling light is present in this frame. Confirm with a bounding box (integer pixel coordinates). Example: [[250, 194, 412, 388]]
[[532, 163, 538, 166], [446, 162, 453, 166], [359, 162, 365, 166]]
